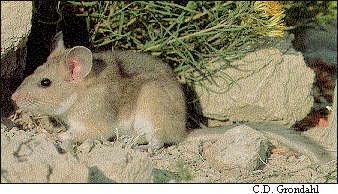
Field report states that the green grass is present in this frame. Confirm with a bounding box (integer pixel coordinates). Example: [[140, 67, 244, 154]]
[[283, 1, 337, 29], [65, 1, 286, 89]]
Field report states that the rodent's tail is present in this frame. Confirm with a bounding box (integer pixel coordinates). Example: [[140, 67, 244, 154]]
[[245, 122, 336, 164], [187, 123, 336, 164]]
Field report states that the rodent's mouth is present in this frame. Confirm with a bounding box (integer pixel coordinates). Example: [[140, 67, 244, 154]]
[[14, 98, 57, 116], [14, 100, 31, 111], [12, 97, 39, 113]]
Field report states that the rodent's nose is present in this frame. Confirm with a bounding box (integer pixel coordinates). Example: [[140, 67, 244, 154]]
[[11, 92, 19, 103]]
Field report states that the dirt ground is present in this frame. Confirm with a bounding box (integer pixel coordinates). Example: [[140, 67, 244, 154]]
[[150, 138, 337, 183], [2, 109, 336, 183]]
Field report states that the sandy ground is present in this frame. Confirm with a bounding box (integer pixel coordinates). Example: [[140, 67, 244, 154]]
[[2, 109, 336, 183]]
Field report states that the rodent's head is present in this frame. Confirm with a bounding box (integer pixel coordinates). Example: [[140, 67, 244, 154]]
[[12, 32, 93, 116]]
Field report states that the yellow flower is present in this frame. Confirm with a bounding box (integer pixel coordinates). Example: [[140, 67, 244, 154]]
[[257, 22, 286, 37], [254, 1, 284, 17], [266, 24, 286, 37], [254, 1, 286, 37]]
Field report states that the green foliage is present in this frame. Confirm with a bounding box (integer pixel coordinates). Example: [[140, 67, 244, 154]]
[[175, 160, 193, 181], [152, 168, 181, 183], [66, 1, 286, 87], [150, 160, 193, 183], [283, 1, 337, 28]]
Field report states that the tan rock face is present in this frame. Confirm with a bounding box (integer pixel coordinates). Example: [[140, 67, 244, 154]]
[[1, 131, 88, 183], [1, 1, 32, 78], [329, 84, 337, 147], [201, 125, 272, 172], [195, 47, 315, 127], [77, 142, 154, 183], [1, 1, 33, 116], [1, 1, 32, 55], [1, 125, 153, 183]]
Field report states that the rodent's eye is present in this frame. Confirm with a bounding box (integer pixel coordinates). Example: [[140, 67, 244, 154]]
[[40, 78, 52, 88]]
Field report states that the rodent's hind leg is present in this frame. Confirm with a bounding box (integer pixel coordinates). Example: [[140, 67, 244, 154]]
[[133, 80, 187, 149], [133, 114, 165, 150]]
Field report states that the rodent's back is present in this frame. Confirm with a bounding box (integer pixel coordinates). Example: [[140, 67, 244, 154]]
[[93, 50, 176, 81]]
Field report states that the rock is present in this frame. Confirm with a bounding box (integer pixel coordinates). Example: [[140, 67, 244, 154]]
[[1, 1, 33, 116], [1, 1, 32, 55], [48, 152, 88, 183], [1, 1, 32, 80], [1, 121, 8, 133], [77, 141, 154, 183], [327, 83, 337, 148], [1, 120, 154, 183], [195, 35, 315, 127], [88, 166, 116, 183], [1, 131, 52, 183], [1, 130, 88, 183], [1, 117, 16, 133], [199, 125, 273, 172], [1, 125, 154, 183]]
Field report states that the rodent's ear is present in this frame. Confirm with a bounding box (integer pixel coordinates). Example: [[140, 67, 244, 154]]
[[65, 46, 93, 81], [48, 31, 66, 59]]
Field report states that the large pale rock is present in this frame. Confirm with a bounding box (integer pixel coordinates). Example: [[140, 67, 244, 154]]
[[200, 125, 272, 172], [1, 124, 154, 183], [1, 1, 32, 54], [77, 142, 154, 183], [1, 1, 32, 76], [195, 36, 315, 127], [1, 129, 88, 183], [327, 83, 337, 148], [1, 1, 33, 116]]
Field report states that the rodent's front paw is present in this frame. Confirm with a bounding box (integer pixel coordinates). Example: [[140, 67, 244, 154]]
[[58, 132, 74, 151], [58, 131, 72, 141], [133, 140, 164, 155]]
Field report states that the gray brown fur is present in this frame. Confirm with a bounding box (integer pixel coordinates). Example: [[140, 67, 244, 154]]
[[11, 32, 186, 149]]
